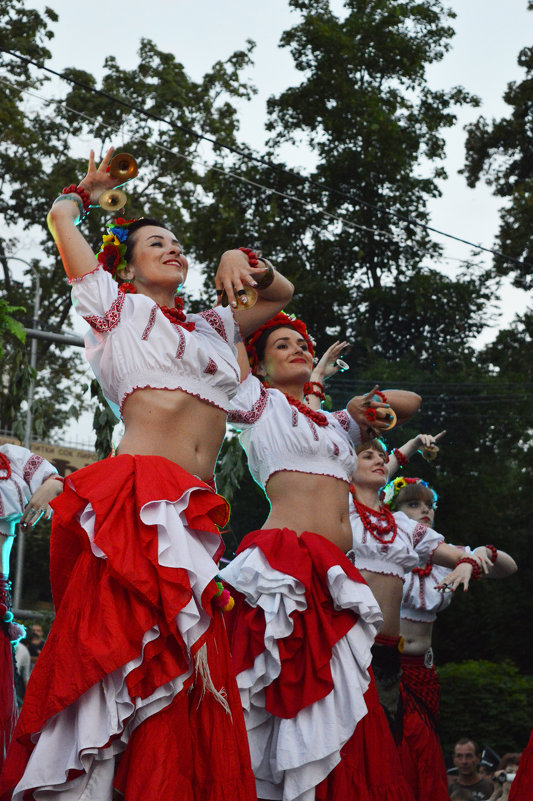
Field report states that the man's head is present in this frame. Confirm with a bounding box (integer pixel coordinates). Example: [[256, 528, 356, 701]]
[[453, 738, 481, 782], [30, 624, 43, 639]]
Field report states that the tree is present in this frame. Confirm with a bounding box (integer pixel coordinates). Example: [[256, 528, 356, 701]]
[[463, 2, 533, 289]]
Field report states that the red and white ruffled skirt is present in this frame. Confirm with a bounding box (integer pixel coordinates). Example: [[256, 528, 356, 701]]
[[222, 528, 414, 801], [0, 455, 256, 801]]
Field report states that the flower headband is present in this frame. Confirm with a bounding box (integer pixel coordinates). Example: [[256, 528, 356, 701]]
[[96, 217, 138, 279], [245, 311, 316, 373], [380, 476, 438, 510]]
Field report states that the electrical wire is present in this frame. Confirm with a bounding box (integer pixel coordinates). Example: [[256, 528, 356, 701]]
[[2, 46, 531, 271]]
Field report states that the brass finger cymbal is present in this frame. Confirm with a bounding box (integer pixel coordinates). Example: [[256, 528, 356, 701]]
[[98, 188, 127, 211], [221, 286, 258, 310], [108, 153, 138, 181]]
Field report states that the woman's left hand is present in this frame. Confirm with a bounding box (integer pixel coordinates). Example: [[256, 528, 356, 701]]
[[20, 477, 64, 529], [472, 547, 493, 575], [312, 341, 350, 382], [214, 250, 270, 309], [436, 561, 473, 592]]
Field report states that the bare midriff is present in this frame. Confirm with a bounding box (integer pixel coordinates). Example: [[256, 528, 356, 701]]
[[264, 471, 352, 553], [400, 618, 434, 655], [118, 388, 227, 482], [358, 570, 405, 637]]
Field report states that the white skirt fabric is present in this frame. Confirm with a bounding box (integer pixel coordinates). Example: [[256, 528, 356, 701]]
[[221, 536, 383, 801]]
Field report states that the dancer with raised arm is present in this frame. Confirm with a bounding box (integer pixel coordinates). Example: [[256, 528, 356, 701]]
[[0, 445, 63, 773], [221, 312, 421, 801], [0, 147, 294, 801], [382, 475, 517, 801]]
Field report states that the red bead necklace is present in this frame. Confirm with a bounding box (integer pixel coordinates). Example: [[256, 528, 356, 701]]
[[0, 453, 11, 480], [158, 296, 196, 331], [284, 394, 328, 426], [352, 497, 398, 544]]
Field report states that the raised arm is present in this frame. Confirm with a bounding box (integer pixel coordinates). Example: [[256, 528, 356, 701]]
[[214, 253, 294, 338], [387, 430, 446, 476], [47, 147, 122, 280]]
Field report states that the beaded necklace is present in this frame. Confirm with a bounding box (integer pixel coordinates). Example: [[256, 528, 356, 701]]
[[352, 497, 398, 544], [284, 393, 329, 426], [118, 284, 196, 331], [413, 562, 433, 578], [0, 453, 11, 480]]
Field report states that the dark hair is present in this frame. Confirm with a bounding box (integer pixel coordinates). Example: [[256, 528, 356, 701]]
[[395, 482, 435, 508], [455, 737, 481, 757], [355, 440, 387, 457], [253, 324, 293, 367], [497, 753, 522, 771], [124, 218, 171, 264]]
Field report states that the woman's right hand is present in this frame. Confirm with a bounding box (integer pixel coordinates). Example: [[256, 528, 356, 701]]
[[78, 147, 122, 206]]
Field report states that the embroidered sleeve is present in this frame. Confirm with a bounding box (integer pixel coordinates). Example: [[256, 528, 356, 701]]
[[227, 373, 269, 428], [413, 522, 444, 563], [70, 266, 128, 332], [329, 410, 363, 446]]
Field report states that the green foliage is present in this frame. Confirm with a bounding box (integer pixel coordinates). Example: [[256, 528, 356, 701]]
[[463, 9, 533, 289], [0, 297, 25, 357], [439, 661, 533, 754], [90, 380, 118, 460]]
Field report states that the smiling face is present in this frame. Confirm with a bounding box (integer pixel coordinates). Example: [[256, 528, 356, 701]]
[[353, 446, 388, 490], [122, 225, 188, 294], [257, 326, 314, 387]]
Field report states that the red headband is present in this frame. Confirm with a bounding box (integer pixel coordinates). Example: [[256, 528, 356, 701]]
[[245, 312, 315, 373]]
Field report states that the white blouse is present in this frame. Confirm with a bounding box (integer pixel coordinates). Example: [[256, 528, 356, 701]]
[[0, 444, 57, 534], [400, 545, 471, 622], [70, 267, 241, 417], [227, 372, 362, 489], [349, 506, 444, 581]]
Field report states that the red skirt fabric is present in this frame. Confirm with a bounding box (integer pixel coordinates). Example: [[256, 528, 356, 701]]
[[509, 727, 533, 801], [398, 653, 448, 801], [0, 630, 16, 776], [0, 455, 255, 801], [222, 528, 412, 801]]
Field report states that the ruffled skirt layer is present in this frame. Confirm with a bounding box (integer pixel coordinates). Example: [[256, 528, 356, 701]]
[[398, 654, 448, 801], [222, 528, 413, 801], [509, 727, 533, 801], [0, 455, 256, 801]]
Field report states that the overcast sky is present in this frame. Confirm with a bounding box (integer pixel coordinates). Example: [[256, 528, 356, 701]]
[[17, 0, 533, 443]]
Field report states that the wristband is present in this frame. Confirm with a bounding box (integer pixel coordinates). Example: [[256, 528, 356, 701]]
[[255, 257, 275, 290], [393, 447, 408, 467], [485, 544, 498, 564], [304, 381, 325, 401], [456, 557, 482, 580]]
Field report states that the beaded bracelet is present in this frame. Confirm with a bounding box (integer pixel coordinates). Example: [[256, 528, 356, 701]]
[[304, 380, 325, 401], [456, 557, 482, 580], [393, 447, 409, 467], [62, 184, 91, 212], [238, 246, 259, 268], [485, 544, 498, 564]]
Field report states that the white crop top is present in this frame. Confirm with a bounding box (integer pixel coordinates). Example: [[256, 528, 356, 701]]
[[349, 506, 444, 581], [0, 444, 57, 535], [70, 267, 241, 417], [400, 545, 471, 623], [227, 373, 362, 489]]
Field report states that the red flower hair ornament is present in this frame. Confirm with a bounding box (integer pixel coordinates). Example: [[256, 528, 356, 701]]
[[245, 311, 315, 374]]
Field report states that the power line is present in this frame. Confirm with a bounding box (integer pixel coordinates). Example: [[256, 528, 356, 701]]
[[2, 47, 532, 272]]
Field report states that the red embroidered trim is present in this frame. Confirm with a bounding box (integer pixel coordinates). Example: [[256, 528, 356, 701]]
[[15, 483, 24, 509], [23, 454, 44, 484], [84, 292, 125, 332], [227, 383, 269, 425], [332, 410, 351, 431], [291, 408, 298, 427], [67, 265, 100, 284], [0, 454, 11, 480], [352, 497, 398, 545], [175, 327, 186, 359], [204, 358, 218, 375], [142, 306, 158, 341], [199, 309, 228, 343], [284, 394, 328, 427], [412, 522, 428, 548], [0, 497, 4, 516], [120, 385, 228, 417], [333, 442, 340, 457], [304, 416, 319, 441]]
